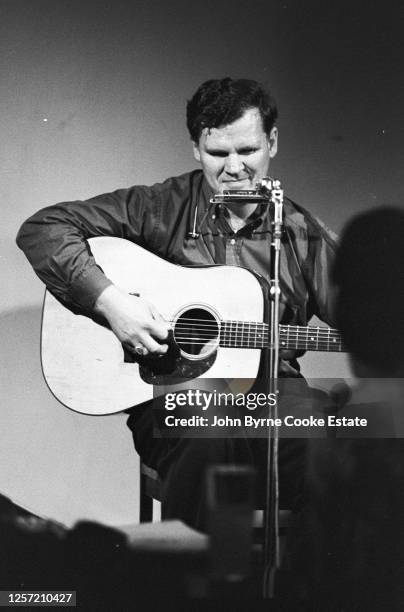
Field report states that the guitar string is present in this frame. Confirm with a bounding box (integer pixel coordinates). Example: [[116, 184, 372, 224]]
[[172, 336, 341, 343], [172, 328, 340, 338], [171, 327, 341, 342], [171, 325, 340, 337], [171, 328, 341, 342], [169, 321, 340, 336], [165, 316, 339, 333], [166, 318, 340, 336], [173, 340, 343, 349], [160, 317, 341, 348], [167, 328, 340, 344], [173, 336, 341, 344], [172, 342, 341, 350], [171, 332, 342, 345], [173, 335, 342, 346]]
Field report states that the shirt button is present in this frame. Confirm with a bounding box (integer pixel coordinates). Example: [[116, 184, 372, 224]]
[[230, 238, 236, 245]]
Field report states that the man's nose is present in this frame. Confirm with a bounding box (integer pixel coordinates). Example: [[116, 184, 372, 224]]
[[224, 153, 243, 175]]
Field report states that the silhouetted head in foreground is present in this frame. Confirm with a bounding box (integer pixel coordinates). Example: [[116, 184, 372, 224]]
[[333, 206, 404, 376]]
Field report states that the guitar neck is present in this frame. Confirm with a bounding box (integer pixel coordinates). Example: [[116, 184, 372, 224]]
[[220, 321, 344, 353]]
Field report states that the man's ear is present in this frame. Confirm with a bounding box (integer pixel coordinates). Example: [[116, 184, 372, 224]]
[[192, 141, 201, 162], [268, 127, 278, 159]]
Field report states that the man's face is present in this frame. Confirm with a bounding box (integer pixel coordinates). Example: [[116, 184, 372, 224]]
[[192, 107, 278, 194]]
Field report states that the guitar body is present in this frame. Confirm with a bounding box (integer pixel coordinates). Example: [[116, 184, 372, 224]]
[[41, 237, 266, 415]]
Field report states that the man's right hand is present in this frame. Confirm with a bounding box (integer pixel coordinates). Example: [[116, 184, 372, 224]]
[[94, 285, 170, 355]]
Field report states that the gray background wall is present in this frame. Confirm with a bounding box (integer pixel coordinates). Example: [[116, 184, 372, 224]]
[[1, 0, 402, 526]]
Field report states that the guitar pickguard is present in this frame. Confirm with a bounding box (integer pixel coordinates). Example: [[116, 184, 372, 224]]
[[123, 339, 217, 385], [139, 352, 217, 385]]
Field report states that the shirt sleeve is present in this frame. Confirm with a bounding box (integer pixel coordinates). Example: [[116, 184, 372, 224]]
[[16, 185, 160, 314], [304, 216, 339, 326]]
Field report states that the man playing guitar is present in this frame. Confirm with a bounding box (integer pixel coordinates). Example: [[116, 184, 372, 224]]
[[17, 78, 337, 531]]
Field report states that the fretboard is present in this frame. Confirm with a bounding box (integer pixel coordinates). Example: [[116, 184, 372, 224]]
[[220, 321, 344, 352]]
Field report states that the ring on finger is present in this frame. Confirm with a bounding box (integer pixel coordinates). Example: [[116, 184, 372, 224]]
[[134, 344, 147, 356]]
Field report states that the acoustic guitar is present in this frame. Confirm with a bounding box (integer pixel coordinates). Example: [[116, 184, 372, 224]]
[[41, 237, 343, 415]]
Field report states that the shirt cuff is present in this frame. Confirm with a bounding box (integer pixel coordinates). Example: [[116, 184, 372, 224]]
[[69, 264, 113, 312]]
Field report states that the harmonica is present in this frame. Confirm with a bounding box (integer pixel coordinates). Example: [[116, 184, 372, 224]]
[[210, 178, 282, 205]]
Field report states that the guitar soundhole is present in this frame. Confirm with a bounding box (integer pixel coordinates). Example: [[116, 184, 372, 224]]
[[173, 306, 220, 360]]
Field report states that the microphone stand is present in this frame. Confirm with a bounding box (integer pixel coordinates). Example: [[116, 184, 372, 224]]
[[211, 179, 284, 598], [260, 178, 284, 598]]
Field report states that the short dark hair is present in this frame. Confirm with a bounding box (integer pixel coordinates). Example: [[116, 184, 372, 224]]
[[333, 206, 404, 373], [186, 78, 278, 143]]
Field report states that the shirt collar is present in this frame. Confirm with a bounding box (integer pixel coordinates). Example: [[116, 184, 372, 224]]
[[215, 200, 267, 229]]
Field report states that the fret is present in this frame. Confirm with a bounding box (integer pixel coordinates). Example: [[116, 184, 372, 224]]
[[279, 326, 285, 349], [334, 332, 340, 352], [258, 323, 261, 348], [330, 331, 339, 351], [260, 323, 265, 348]]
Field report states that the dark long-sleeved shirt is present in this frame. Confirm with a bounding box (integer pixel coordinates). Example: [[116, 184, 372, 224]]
[[16, 169, 337, 372]]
